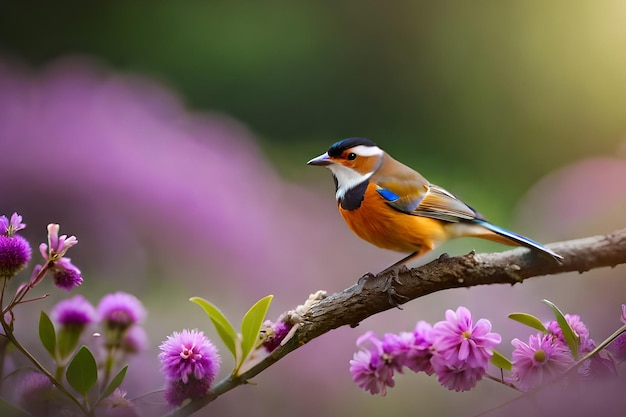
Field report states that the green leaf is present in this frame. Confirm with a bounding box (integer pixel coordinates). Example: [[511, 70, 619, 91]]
[[101, 365, 128, 400], [490, 349, 512, 371], [190, 297, 238, 361], [57, 327, 81, 361], [542, 299, 579, 358], [508, 313, 548, 333], [240, 295, 273, 368], [66, 346, 98, 395], [38, 311, 56, 358]]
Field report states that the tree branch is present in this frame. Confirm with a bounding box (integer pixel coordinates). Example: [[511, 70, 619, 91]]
[[166, 228, 626, 417]]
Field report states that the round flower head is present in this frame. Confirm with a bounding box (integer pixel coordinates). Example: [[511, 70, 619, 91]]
[[159, 329, 221, 385], [14, 371, 53, 414], [50, 257, 83, 291], [122, 325, 148, 354], [546, 314, 594, 353], [164, 377, 213, 407], [349, 331, 396, 395], [511, 332, 575, 391], [404, 321, 435, 374], [51, 294, 96, 327], [431, 354, 486, 392], [431, 306, 501, 369], [262, 318, 291, 352], [98, 292, 146, 330], [0, 212, 31, 278], [0, 234, 31, 279], [99, 389, 140, 417]]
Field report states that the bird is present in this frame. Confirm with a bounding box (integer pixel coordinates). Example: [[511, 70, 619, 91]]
[[307, 138, 563, 274]]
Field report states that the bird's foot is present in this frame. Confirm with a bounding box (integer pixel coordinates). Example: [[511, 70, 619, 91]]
[[438, 252, 451, 262], [358, 267, 408, 309], [380, 267, 409, 309], [357, 271, 377, 287]]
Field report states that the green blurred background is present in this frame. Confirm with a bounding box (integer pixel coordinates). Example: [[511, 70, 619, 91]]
[[2, 2, 626, 416], [3, 0, 625, 211]]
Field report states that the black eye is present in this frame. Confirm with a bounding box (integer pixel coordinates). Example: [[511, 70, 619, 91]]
[[347, 152, 357, 160]]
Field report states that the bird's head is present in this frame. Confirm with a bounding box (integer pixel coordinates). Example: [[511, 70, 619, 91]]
[[307, 138, 384, 199]]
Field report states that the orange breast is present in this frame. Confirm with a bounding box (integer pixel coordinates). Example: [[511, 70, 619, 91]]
[[338, 183, 448, 253]]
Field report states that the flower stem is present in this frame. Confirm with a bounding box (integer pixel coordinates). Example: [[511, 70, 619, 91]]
[[2, 261, 51, 315], [101, 347, 116, 393], [0, 318, 85, 413]]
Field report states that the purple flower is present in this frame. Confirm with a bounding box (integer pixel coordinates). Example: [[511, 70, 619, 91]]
[[38, 223, 82, 290], [262, 318, 292, 352], [431, 354, 486, 392], [380, 322, 434, 374], [608, 333, 626, 362], [0, 212, 31, 278], [577, 354, 617, 380], [349, 331, 396, 395], [14, 371, 53, 413], [50, 294, 96, 327], [431, 307, 501, 369], [164, 378, 213, 407], [0, 234, 31, 279], [511, 333, 575, 391], [0, 212, 26, 236], [122, 325, 148, 353], [50, 257, 83, 291], [159, 329, 221, 385], [608, 306, 626, 362], [98, 292, 146, 330], [39, 223, 78, 262], [405, 321, 435, 374], [546, 314, 594, 354], [99, 389, 140, 417]]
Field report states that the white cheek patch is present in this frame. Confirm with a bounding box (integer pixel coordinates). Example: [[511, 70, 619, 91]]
[[351, 145, 383, 157], [327, 164, 373, 200]]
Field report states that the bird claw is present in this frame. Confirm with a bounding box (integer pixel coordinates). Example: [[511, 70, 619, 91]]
[[381, 268, 408, 309], [358, 272, 377, 287], [358, 269, 408, 308]]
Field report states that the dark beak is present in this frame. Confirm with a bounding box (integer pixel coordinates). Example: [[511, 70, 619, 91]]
[[307, 152, 332, 166]]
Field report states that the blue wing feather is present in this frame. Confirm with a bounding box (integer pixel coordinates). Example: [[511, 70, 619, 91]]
[[377, 188, 400, 202]]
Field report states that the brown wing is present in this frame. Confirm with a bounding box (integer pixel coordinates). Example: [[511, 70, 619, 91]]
[[411, 184, 480, 222]]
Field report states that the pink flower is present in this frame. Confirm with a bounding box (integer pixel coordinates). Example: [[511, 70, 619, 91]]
[[546, 314, 594, 354], [0, 234, 31, 279], [51, 294, 96, 327], [50, 257, 83, 291], [38, 223, 82, 290], [511, 333, 575, 391], [98, 292, 146, 329], [39, 223, 78, 262], [262, 316, 292, 353], [159, 329, 221, 385], [0, 212, 26, 236], [382, 321, 434, 374], [349, 331, 396, 395], [431, 306, 501, 369], [431, 354, 486, 392]]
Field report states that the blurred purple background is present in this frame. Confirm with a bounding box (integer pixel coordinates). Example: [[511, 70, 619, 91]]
[[0, 53, 625, 416]]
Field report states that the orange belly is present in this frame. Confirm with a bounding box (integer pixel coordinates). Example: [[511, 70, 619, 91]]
[[338, 184, 448, 253]]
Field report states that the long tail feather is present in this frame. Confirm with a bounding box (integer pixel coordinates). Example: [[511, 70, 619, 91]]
[[473, 219, 563, 261]]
